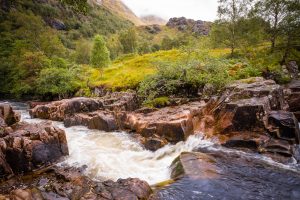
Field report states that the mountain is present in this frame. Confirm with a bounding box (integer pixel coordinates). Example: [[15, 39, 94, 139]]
[[92, 0, 144, 25], [141, 15, 167, 25]]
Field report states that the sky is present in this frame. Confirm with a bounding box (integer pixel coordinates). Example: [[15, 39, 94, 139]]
[[121, 0, 219, 21]]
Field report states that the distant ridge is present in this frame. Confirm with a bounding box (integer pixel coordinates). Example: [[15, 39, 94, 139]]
[[141, 15, 167, 25]]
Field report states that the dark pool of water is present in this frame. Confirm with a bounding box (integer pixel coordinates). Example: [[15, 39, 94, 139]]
[[152, 148, 300, 200]]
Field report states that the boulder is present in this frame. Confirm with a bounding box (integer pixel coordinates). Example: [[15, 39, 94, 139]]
[[0, 104, 20, 126], [117, 101, 206, 150], [30, 97, 104, 121], [201, 78, 299, 159], [30, 92, 139, 121], [1, 121, 68, 177], [64, 111, 118, 132]]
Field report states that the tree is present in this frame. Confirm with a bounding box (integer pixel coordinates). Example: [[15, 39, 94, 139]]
[[119, 28, 138, 54], [254, 0, 288, 51], [90, 35, 110, 75], [74, 39, 92, 64], [37, 67, 77, 99], [217, 0, 251, 56], [280, 0, 300, 63]]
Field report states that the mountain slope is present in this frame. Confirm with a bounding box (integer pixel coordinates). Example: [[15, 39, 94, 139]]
[[141, 15, 167, 25], [95, 0, 144, 25]]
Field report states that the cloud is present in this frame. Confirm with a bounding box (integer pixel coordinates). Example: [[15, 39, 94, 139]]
[[121, 0, 218, 21]]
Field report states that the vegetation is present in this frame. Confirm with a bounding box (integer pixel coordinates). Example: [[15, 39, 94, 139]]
[[0, 0, 299, 104], [90, 35, 111, 73]]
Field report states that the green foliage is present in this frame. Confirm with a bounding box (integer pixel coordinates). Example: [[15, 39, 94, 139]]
[[37, 67, 78, 99], [73, 39, 92, 64], [119, 28, 138, 53], [90, 35, 111, 70], [138, 55, 232, 102]]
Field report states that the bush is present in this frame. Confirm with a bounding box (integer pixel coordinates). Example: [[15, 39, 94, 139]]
[[138, 57, 232, 102]]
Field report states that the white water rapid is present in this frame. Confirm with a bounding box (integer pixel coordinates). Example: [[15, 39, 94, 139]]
[[17, 104, 213, 185]]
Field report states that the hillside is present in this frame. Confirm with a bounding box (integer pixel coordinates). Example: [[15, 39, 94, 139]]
[[99, 0, 144, 25]]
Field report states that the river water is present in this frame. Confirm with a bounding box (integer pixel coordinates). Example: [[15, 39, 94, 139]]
[[5, 101, 300, 199], [8, 102, 213, 185]]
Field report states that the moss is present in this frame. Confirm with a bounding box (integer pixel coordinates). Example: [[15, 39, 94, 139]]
[[144, 97, 170, 108]]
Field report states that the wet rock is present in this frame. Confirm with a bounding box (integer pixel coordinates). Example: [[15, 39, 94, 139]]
[[0, 166, 152, 200], [216, 97, 270, 134], [286, 80, 300, 120], [64, 111, 118, 132], [170, 152, 218, 180], [30, 92, 138, 121], [29, 97, 104, 121], [1, 121, 68, 176], [118, 101, 206, 150], [0, 104, 20, 126], [201, 77, 299, 159], [267, 111, 300, 143], [152, 150, 300, 200]]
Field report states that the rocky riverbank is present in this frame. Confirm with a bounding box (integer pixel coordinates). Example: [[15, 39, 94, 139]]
[[1, 77, 300, 199], [29, 78, 300, 162]]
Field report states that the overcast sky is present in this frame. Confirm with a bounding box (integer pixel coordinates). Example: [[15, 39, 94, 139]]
[[121, 0, 218, 21]]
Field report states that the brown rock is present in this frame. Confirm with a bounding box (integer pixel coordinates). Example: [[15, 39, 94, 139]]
[[118, 101, 206, 150], [286, 80, 300, 120], [2, 122, 68, 176], [64, 111, 118, 132], [0, 104, 20, 126], [29, 97, 104, 121], [267, 111, 300, 143]]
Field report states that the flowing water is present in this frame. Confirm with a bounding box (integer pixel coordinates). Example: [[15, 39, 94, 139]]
[[8, 102, 213, 185], [5, 101, 300, 199]]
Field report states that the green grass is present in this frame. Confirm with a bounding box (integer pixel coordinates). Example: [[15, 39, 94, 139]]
[[90, 49, 184, 90]]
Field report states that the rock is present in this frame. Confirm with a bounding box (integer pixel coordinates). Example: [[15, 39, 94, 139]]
[[1, 121, 68, 176], [64, 111, 118, 132], [286, 80, 300, 120], [286, 61, 299, 79], [170, 152, 218, 180], [224, 77, 287, 110], [151, 150, 300, 199], [216, 97, 270, 134], [0, 104, 20, 126], [30, 92, 138, 121], [117, 101, 206, 150], [267, 111, 300, 143], [166, 17, 210, 35], [144, 25, 162, 34], [201, 77, 299, 160], [45, 18, 66, 30], [0, 166, 152, 200], [30, 97, 104, 121], [102, 92, 139, 112]]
